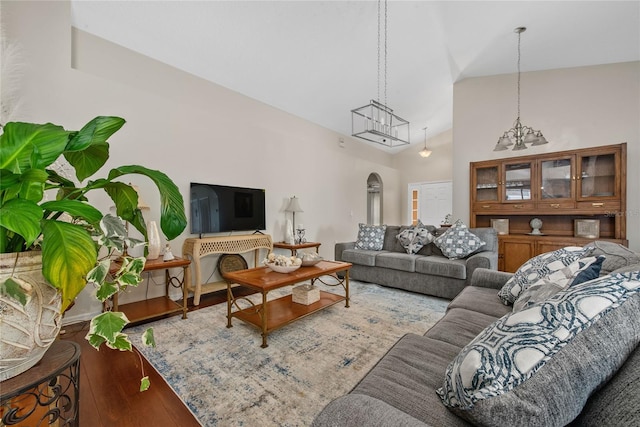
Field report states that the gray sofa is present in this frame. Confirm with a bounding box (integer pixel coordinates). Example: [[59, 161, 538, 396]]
[[335, 226, 498, 300], [313, 263, 640, 426]]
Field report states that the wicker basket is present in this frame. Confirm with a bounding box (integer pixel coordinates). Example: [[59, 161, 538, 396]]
[[292, 284, 320, 305]]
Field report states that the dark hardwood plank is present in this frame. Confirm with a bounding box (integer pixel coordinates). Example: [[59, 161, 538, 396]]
[[57, 287, 259, 426]]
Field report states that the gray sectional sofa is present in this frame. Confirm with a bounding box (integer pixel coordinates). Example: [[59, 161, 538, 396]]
[[335, 225, 498, 300], [313, 257, 640, 426]]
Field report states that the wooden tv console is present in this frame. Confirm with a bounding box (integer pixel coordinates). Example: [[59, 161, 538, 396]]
[[182, 234, 273, 305]]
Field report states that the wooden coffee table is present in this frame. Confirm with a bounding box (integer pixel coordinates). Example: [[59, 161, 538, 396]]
[[222, 260, 351, 347]]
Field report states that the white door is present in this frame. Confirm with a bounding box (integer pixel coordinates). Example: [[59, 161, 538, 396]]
[[407, 181, 452, 227]]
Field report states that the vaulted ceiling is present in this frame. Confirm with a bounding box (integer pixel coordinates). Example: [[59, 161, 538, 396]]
[[71, 1, 640, 152]]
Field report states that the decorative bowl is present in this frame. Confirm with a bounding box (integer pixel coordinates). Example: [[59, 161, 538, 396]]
[[301, 257, 323, 267], [265, 263, 301, 273]]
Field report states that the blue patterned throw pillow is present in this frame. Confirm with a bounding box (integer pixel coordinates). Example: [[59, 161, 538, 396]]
[[433, 220, 485, 260], [355, 223, 386, 251], [437, 271, 640, 426], [498, 246, 594, 305], [396, 221, 434, 254]]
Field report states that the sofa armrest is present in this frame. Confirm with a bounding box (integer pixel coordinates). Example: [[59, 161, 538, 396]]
[[470, 268, 514, 290], [335, 241, 355, 262], [464, 251, 498, 284], [312, 394, 429, 427]]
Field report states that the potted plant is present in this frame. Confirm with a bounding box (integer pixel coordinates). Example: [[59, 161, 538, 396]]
[[0, 116, 187, 390]]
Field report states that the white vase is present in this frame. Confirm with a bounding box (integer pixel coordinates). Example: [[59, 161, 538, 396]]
[[0, 251, 62, 381], [285, 219, 295, 245], [147, 220, 161, 260]]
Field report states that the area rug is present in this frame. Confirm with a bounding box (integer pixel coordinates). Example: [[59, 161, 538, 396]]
[[128, 281, 449, 426]]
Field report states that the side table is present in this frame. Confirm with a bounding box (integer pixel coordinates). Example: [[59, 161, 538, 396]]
[[273, 241, 321, 256], [107, 257, 191, 324], [1, 340, 81, 426]]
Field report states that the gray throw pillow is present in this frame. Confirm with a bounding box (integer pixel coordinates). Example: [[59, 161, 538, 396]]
[[437, 271, 640, 426], [355, 223, 387, 251], [396, 221, 434, 255], [584, 241, 640, 275]]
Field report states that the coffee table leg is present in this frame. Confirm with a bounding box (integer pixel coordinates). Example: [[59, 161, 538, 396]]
[[226, 283, 233, 328], [345, 271, 350, 308], [261, 291, 268, 348]]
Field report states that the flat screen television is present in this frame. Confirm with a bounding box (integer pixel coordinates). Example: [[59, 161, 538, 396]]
[[190, 183, 266, 235]]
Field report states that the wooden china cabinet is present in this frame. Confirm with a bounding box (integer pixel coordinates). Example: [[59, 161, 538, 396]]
[[470, 143, 627, 272]]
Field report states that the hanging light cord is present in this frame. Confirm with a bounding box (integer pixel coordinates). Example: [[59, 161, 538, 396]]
[[377, 0, 380, 104], [384, 0, 388, 110], [516, 28, 521, 121]]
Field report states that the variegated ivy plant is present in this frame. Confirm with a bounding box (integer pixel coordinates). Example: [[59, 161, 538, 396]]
[[0, 116, 187, 391]]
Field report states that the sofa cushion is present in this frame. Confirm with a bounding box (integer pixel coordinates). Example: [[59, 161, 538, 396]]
[[448, 286, 512, 318], [383, 225, 404, 252], [425, 308, 501, 349], [584, 240, 640, 275], [437, 272, 640, 426], [355, 223, 387, 250], [497, 246, 594, 305], [512, 255, 605, 312], [415, 256, 467, 280], [375, 252, 419, 272], [352, 334, 470, 427], [434, 220, 485, 260], [312, 394, 432, 427], [341, 249, 385, 267], [396, 222, 435, 255]]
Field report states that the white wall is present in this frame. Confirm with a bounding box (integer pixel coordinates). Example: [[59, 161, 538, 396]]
[[452, 61, 640, 251], [393, 129, 454, 223], [3, 1, 402, 323]]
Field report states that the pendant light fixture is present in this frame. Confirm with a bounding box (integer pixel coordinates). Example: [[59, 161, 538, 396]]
[[494, 27, 548, 152], [419, 126, 432, 158], [351, 0, 410, 147]]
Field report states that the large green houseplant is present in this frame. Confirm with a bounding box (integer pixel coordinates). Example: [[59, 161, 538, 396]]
[[0, 116, 187, 389]]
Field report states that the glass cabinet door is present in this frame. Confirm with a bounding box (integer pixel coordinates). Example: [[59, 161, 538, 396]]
[[503, 162, 532, 201], [540, 157, 574, 200], [474, 165, 499, 202], [578, 152, 617, 199]]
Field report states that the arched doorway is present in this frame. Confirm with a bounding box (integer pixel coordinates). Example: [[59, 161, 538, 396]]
[[367, 173, 383, 225]]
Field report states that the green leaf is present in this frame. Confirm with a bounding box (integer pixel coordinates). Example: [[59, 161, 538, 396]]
[[87, 259, 111, 286], [105, 332, 133, 351], [41, 220, 97, 311], [0, 122, 70, 173], [41, 200, 103, 224], [95, 280, 118, 302], [85, 332, 106, 350], [140, 376, 151, 392], [66, 116, 125, 152], [107, 166, 187, 240], [142, 328, 156, 347], [102, 182, 148, 239], [87, 311, 129, 346], [0, 199, 43, 247], [0, 169, 20, 191], [0, 277, 30, 306], [64, 142, 109, 182], [18, 168, 48, 202], [64, 116, 125, 181]]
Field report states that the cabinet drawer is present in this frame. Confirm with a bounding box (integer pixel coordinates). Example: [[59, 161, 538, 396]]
[[499, 203, 535, 212], [536, 201, 575, 210], [473, 202, 502, 211], [576, 201, 620, 211]]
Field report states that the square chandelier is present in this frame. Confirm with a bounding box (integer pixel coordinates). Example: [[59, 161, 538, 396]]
[[351, 100, 410, 147], [351, 0, 410, 148]]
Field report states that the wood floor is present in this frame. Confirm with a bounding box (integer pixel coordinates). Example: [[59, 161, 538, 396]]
[[59, 287, 257, 427]]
